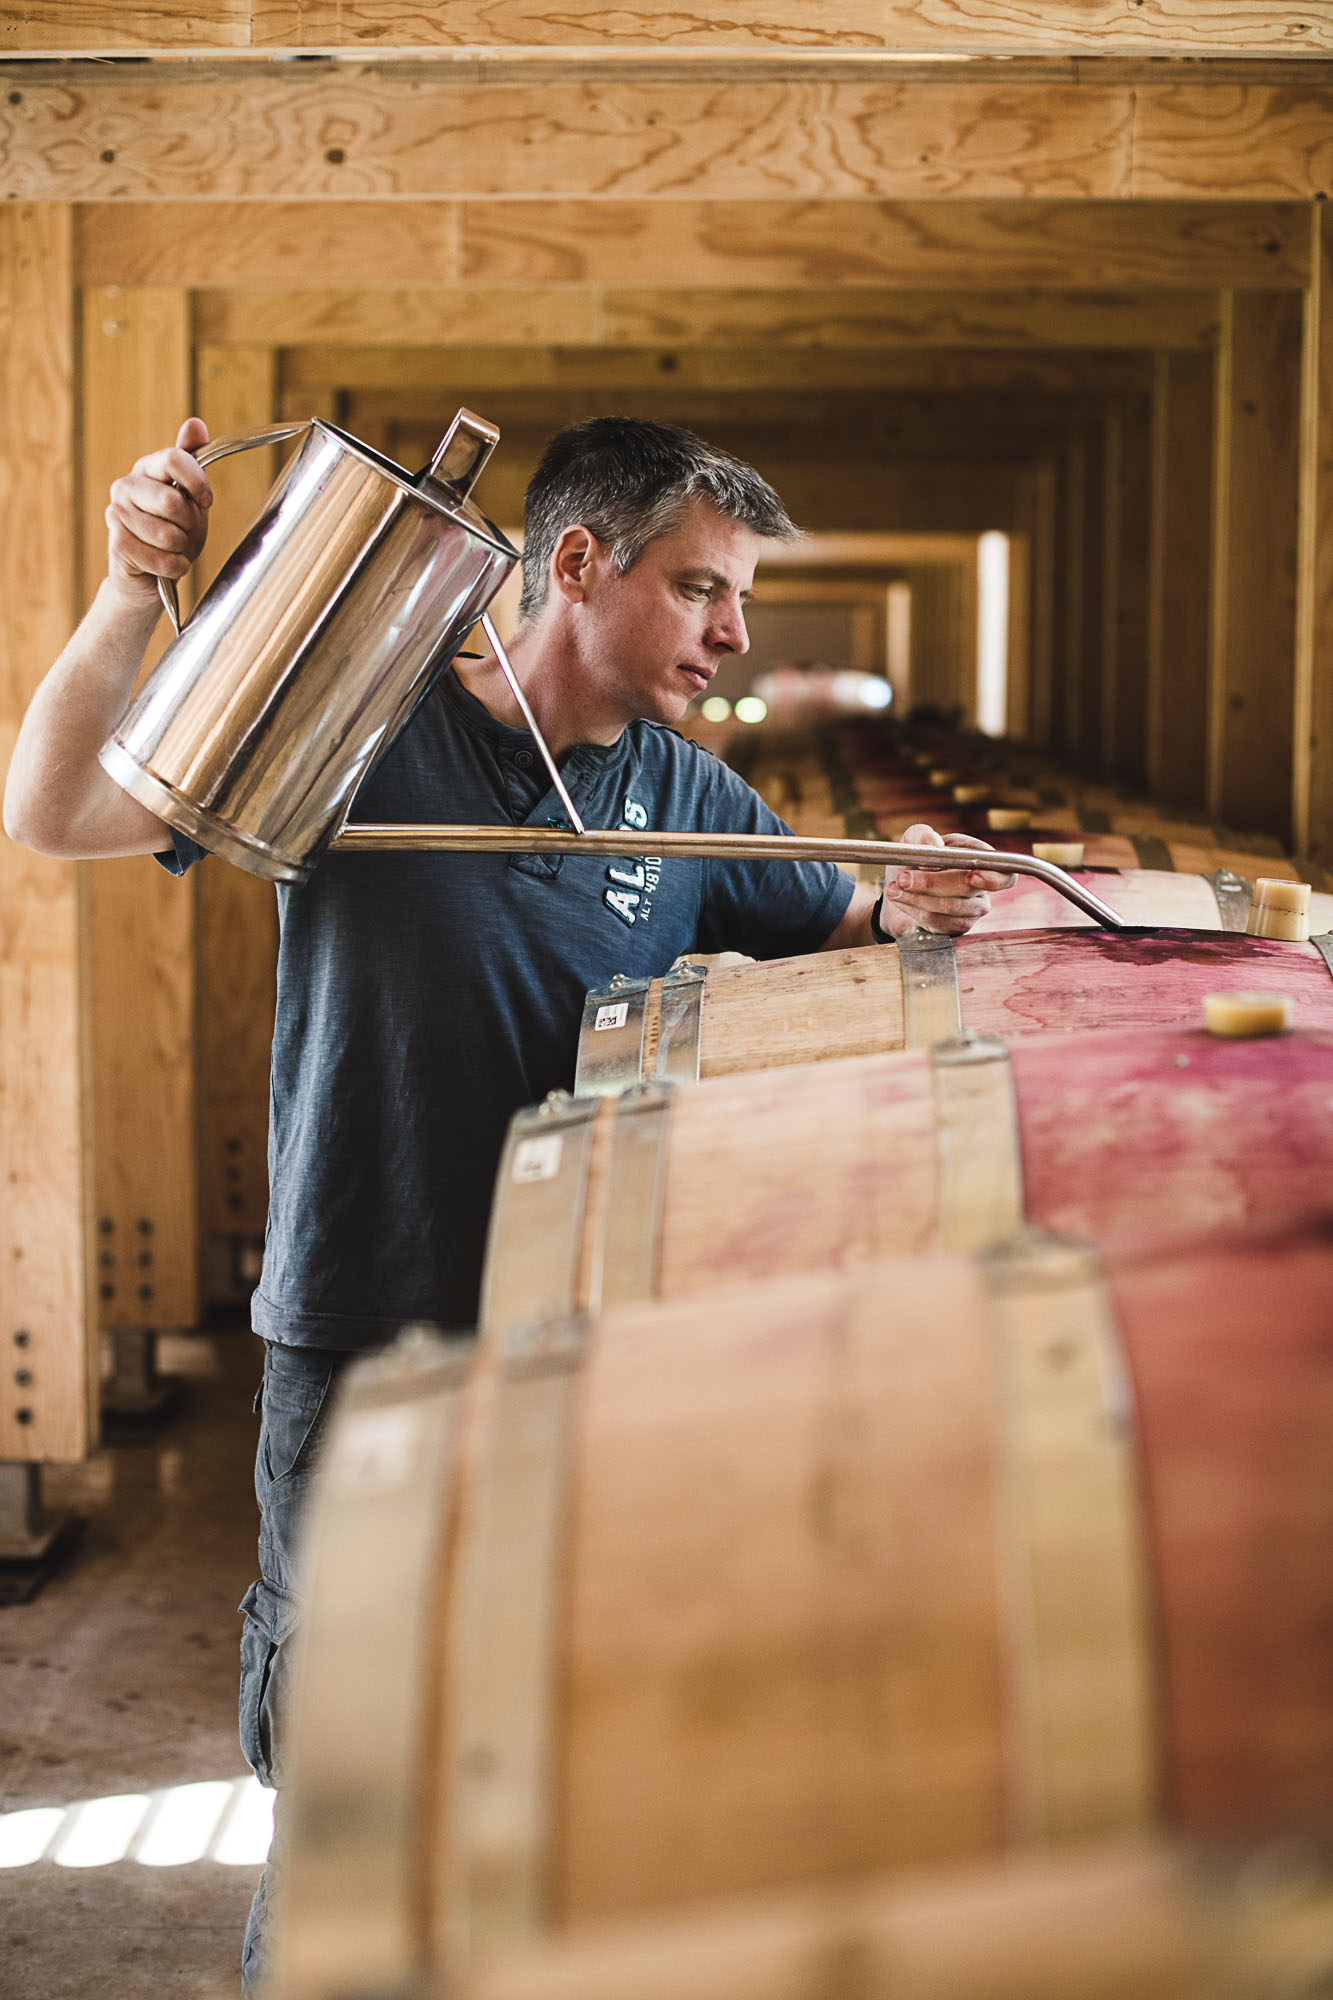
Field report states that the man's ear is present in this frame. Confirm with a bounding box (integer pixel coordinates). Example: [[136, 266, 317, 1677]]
[[550, 524, 599, 604]]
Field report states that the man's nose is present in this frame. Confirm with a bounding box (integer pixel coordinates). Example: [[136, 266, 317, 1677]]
[[710, 600, 750, 656]]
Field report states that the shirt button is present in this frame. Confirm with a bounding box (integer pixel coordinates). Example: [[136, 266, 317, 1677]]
[[513, 749, 534, 770]]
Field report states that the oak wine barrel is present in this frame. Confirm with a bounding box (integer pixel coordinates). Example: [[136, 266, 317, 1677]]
[[574, 929, 1333, 1089], [273, 1224, 1333, 1999], [465, 1840, 1333, 2000]]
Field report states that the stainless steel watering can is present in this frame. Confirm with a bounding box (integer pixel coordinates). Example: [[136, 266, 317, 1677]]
[[99, 410, 519, 884]]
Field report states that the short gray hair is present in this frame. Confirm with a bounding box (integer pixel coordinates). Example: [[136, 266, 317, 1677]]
[[518, 416, 799, 618]]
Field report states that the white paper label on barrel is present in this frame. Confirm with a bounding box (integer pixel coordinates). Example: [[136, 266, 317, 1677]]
[[512, 1134, 564, 1183], [594, 1002, 630, 1032], [328, 1405, 425, 1496]]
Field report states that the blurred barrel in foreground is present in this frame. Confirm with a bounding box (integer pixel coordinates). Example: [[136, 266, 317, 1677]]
[[466, 1839, 1333, 2000], [272, 1224, 1333, 1999]]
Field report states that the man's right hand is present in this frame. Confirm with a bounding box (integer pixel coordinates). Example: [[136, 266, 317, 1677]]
[[106, 416, 213, 606]]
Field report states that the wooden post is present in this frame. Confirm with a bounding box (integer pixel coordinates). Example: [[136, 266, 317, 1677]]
[[0, 205, 93, 1464], [1004, 518, 1032, 744], [1055, 432, 1086, 762], [1072, 418, 1108, 773], [902, 559, 977, 725], [1105, 396, 1152, 792], [1294, 202, 1333, 869], [1147, 350, 1214, 811], [80, 288, 200, 1340], [193, 346, 281, 1298], [1024, 457, 1058, 750], [1207, 290, 1303, 844]]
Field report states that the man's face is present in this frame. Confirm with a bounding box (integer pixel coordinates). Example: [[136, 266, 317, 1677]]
[[573, 498, 761, 727]]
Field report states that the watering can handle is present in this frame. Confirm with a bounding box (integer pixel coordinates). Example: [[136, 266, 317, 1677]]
[[157, 420, 312, 637]]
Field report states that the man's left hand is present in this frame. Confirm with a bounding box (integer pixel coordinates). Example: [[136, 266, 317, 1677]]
[[876, 822, 1015, 940]]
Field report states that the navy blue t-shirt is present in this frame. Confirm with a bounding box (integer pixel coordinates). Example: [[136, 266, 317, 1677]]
[[166, 669, 854, 1349]]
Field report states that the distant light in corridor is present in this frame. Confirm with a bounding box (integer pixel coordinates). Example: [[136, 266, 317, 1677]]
[[0, 1807, 64, 1869], [733, 696, 768, 724], [213, 1777, 276, 1866], [136, 1780, 236, 1867], [831, 672, 892, 712], [51, 1793, 150, 1868], [976, 531, 1010, 737], [700, 695, 732, 722], [0, 1776, 274, 1870]]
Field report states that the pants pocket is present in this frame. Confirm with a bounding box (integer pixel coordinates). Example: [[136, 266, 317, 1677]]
[[238, 1578, 300, 1790]]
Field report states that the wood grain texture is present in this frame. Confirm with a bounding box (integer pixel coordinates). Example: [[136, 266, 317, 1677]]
[[7, 67, 1333, 201], [1133, 84, 1333, 199], [193, 344, 279, 1248], [1295, 202, 1333, 865], [1207, 290, 1304, 843], [560, 1262, 1005, 1920], [0, 2, 247, 50], [74, 198, 1310, 292], [0, 204, 91, 1464], [9, 2, 1333, 55], [81, 286, 200, 1334], [0, 70, 1131, 203], [194, 285, 1218, 351]]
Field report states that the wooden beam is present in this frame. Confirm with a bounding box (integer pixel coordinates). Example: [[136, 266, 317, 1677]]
[[408, 440, 1026, 534], [1147, 350, 1214, 811], [1294, 202, 1333, 867], [341, 386, 1121, 470], [1207, 290, 1304, 842], [80, 286, 201, 1337], [6, 66, 1333, 204], [8, 5, 1331, 56], [193, 345, 279, 1261], [75, 199, 1311, 293], [1134, 83, 1333, 200], [282, 344, 1156, 396], [1, 3, 248, 51], [0, 204, 92, 1464], [194, 287, 1219, 351]]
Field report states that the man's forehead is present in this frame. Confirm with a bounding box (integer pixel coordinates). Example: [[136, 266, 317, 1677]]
[[652, 497, 765, 576]]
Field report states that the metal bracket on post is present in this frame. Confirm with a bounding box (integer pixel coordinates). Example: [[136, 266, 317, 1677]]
[[0, 1464, 81, 1605], [101, 1327, 180, 1431]]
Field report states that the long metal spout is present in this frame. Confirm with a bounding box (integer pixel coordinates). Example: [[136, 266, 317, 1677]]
[[329, 825, 1130, 929]]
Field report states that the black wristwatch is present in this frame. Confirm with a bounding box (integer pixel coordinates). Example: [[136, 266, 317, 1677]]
[[869, 893, 893, 946]]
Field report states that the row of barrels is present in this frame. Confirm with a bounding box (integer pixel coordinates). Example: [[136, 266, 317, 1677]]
[[267, 725, 1333, 2000], [739, 714, 1331, 934]]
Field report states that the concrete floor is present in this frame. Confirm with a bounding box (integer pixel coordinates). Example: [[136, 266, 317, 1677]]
[[1, 1324, 266, 1999]]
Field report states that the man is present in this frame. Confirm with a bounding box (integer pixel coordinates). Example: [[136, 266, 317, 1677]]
[[5, 413, 1009, 1987]]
